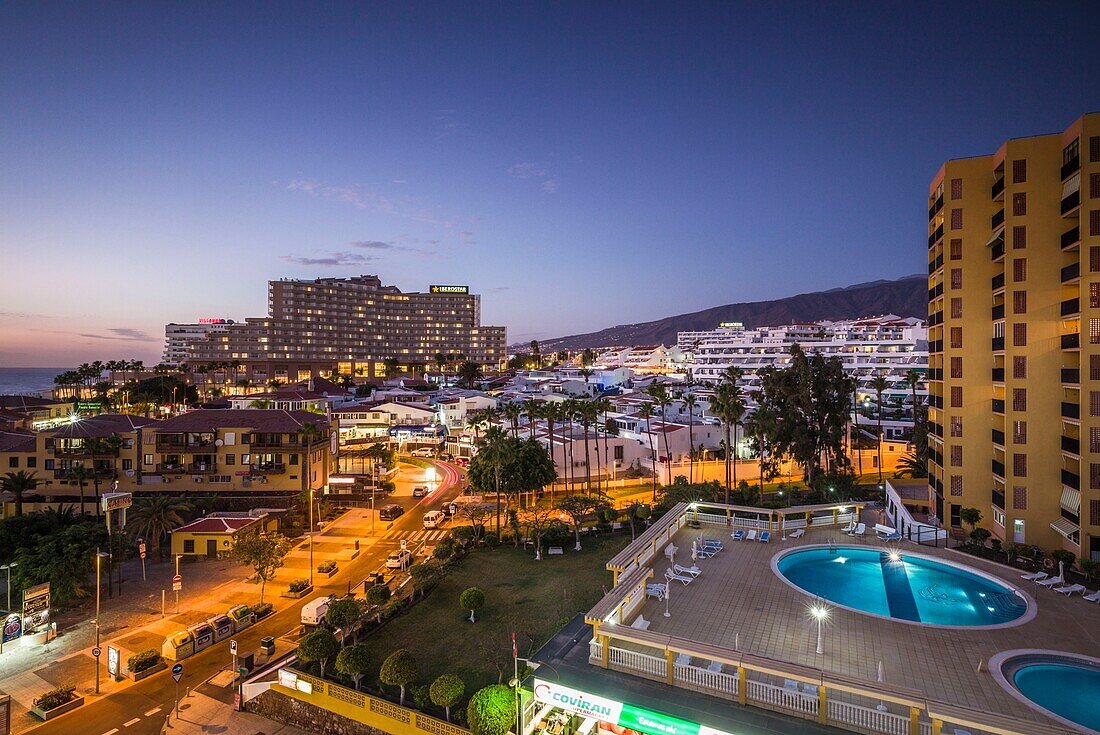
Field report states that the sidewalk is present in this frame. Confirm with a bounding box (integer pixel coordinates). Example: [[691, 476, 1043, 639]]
[[161, 689, 306, 735]]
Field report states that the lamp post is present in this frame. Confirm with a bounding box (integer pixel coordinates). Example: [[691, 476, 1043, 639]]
[[308, 486, 314, 587], [810, 601, 829, 656], [0, 561, 17, 611], [94, 550, 110, 693]]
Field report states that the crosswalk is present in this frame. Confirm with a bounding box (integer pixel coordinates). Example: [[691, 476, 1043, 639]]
[[382, 528, 451, 544]]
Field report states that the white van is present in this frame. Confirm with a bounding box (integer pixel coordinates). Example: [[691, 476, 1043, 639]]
[[423, 510, 446, 529], [301, 597, 330, 626]]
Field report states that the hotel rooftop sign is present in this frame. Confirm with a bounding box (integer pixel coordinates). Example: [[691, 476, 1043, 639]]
[[429, 285, 469, 294]]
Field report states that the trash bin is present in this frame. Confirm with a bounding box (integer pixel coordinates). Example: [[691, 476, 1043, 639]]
[[240, 651, 255, 671], [260, 636, 275, 656]]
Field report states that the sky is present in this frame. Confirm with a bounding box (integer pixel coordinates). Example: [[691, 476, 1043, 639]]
[[2, 2, 1099, 367]]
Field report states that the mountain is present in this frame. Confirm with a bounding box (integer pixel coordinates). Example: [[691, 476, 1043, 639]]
[[529, 274, 927, 351]]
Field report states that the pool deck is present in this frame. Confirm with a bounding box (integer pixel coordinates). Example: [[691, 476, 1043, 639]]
[[633, 519, 1100, 729]]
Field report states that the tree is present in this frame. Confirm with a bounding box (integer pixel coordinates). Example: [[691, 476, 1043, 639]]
[[325, 598, 361, 643], [467, 685, 514, 735], [529, 340, 541, 369], [905, 369, 923, 428], [66, 465, 92, 517], [335, 642, 372, 690], [366, 583, 391, 607], [1, 471, 38, 517], [637, 403, 658, 501], [709, 376, 744, 505], [470, 426, 512, 532], [894, 452, 927, 479], [232, 531, 291, 604], [680, 393, 698, 483], [458, 503, 493, 545], [458, 361, 483, 389], [959, 507, 982, 537], [126, 495, 190, 562], [379, 648, 419, 706], [383, 358, 402, 379], [298, 422, 325, 498], [460, 587, 486, 623], [430, 674, 465, 722], [744, 398, 778, 497], [624, 502, 651, 540], [645, 385, 673, 484], [297, 628, 339, 679], [521, 505, 557, 560], [871, 375, 889, 486], [555, 493, 607, 551], [501, 403, 522, 439]]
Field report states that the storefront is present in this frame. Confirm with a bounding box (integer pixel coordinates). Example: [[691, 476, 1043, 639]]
[[527, 679, 737, 735]]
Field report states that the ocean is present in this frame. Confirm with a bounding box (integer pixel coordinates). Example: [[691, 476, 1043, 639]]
[[0, 368, 71, 397]]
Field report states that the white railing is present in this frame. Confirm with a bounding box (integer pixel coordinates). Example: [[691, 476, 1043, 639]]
[[730, 516, 771, 530], [695, 512, 730, 526], [589, 639, 602, 664], [828, 700, 909, 735], [673, 663, 738, 695], [608, 646, 666, 677], [782, 517, 808, 530], [746, 680, 818, 715], [918, 724, 933, 735]]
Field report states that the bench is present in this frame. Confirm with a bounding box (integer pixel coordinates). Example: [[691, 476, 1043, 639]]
[[548, 546, 564, 555]]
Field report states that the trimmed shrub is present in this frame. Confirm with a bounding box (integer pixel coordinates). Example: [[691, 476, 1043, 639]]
[[433, 537, 456, 560], [467, 684, 513, 735], [379, 648, 418, 706], [34, 685, 77, 711], [253, 602, 274, 618], [127, 649, 162, 674], [288, 578, 311, 593], [366, 584, 391, 606], [317, 560, 337, 573], [430, 674, 465, 722]]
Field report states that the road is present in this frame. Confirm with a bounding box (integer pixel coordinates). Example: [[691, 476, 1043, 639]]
[[26, 459, 466, 735]]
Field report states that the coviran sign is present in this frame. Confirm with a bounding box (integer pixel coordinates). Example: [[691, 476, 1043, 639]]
[[429, 285, 469, 294]]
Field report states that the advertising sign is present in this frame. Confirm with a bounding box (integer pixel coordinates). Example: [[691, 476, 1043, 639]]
[[1, 613, 21, 645], [429, 284, 469, 294], [21, 583, 50, 636], [107, 645, 120, 677], [532, 680, 734, 735], [101, 492, 133, 513], [75, 401, 102, 413]]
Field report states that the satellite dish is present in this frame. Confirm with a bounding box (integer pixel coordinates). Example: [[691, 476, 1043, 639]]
[[215, 439, 224, 447]]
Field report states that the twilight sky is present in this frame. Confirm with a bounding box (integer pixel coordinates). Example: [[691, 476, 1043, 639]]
[[2, 3, 1099, 367]]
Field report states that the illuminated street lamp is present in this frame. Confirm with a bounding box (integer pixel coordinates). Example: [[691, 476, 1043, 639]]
[[0, 561, 17, 611], [809, 601, 830, 655], [94, 550, 110, 694]]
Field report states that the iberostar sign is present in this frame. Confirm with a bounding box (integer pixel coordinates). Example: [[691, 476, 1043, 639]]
[[532, 680, 735, 735]]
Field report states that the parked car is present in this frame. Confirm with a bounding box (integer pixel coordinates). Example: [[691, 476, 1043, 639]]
[[454, 457, 469, 467], [442, 501, 458, 517], [379, 503, 404, 521], [411, 448, 435, 457], [386, 549, 414, 570], [423, 510, 446, 529], [412, 486, 429, 498]]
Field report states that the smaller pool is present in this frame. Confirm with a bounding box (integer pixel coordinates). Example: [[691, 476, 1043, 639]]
[[773, 545, 1030, 627], [991, 650, 1100, 734]]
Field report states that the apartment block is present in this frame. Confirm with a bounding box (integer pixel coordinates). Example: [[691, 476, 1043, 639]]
[[928, 113, 1100, 559], [185, 275, 506, 380]]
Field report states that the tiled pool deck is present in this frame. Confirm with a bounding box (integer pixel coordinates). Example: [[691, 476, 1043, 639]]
[[631, 521, 1100, 729]]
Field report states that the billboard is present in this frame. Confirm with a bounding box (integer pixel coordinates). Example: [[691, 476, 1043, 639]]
[[1, 613, 21, 646], [101, 492, 133, 513], [22, 582, 50, 636], [429, 285, 469, 294]]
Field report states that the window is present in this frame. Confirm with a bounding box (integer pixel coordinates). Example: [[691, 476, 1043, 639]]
[[225, 454, 235, 465], [950, 268, 962, 289], [1013, 258, 1026, 282], [950, 445, 962, 466], [1012, 323, 1027, 347], [950, 416, 962, 437], [1093, 283, 1100, 309], [27, 457, 35, 468], [1013, 421, 1027, 444], [1092, 319, 1100, 345], [7, 457, 17, 468], [1013, 356, 1026, 379], [950, 238, 962, 260], [1091, 136, 1099, 163], [950, 208, 962, 229], [212, 475, 231, 483], [1066, 138, 1080, 165], [290, 454, 299, 465], [1014, 486, 1028, 511], [144, 453, 153, 465], [1091, 173, 1100, 199], [950, 386, 962, 407], [950, 475, 963, 497], [950, 327, 962, 348], [1012, 159, 1027, 184], [183, 540, 195, 554], [950, 356, 962, 379], [1092, 210, 1100, 237], [1094, 355, 1100, 381], [1092, 499, 1100, 527], [122, 459, 132, 471], [1091, 464, 1100, 490], [1092, 391, 1100, 417], [1013, 453, 1027, 477], [1012, 226, 1026, 249], [614, 445, 624, 461], [1012, 291, 1026, 314], [1012, 192, 1027, 217], [950, 178, 963, 199], [1013, 388, 1026, 411], [950, 298, 962, 318], [1092, 427, 1100, 454], [44, 459, 54, 471]]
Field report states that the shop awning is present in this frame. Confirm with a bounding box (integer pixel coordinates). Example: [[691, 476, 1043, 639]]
[[1063, 172, 1081, 199]]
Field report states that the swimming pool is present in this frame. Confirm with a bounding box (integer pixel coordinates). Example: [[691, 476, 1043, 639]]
[[772, 545, 1031, 628], [990, 650, 1100, 734]]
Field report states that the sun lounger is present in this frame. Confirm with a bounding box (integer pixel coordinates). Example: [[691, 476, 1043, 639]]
[[646, 584, 666, 600], [702, 538, 724, 549], [746, 529, 757, 541], [675, 653, 691, 666], [1083, 589, 1100, 602], [665, 568, 693, 585], [707, 660, 723, 673], [674, 564, 702, 577], [1020, 571, 1048, 581], [1036, 575, 1064, 588], [630, 615, 651, 630], [759, 531, 771, 543], [801, 683, 819, 697], [841, 521, 856, 533], [783, 679, 800, 693], [878, 531, 902, 541], [852, 523, 867, 536], [731, 529, 745, 541], [1054, 583, 1086, 596], [695, 545, 718, 558], [789, 529, 805, 539]]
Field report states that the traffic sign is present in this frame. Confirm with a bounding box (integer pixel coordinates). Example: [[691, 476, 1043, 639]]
[[172, 574, 182, 592], [171, 663, 184, 682], [139, 542, 146, 554], [230, 640, 237, 655], [92, 647, 101, 658], [140, 551, 146, 560]]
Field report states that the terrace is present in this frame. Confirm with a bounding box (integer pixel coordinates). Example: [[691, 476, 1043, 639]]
[[582, 502, 1090, 735]]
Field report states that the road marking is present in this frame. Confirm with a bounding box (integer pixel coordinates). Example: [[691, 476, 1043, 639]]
[[144, 706, 161, 716], [123, 717, 141, 726], [102, 729, 119, 735]]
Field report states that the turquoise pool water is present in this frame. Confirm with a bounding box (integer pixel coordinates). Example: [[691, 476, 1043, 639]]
[[775, 546, 1027, 626], [1012, 657, 1100, 733]]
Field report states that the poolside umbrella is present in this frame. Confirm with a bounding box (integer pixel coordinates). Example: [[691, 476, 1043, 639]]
[[1059, 559, 1065, 583], [664, 571, 672, 617], [691, 544, 698, 563], [876, 661, 887, 711]]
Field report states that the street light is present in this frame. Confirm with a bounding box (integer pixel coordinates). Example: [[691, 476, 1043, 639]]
[[0, 561, 18, 611], [809, 601, 830, 655], [308, 486, 315, 587], [94, 550, 110, 694]]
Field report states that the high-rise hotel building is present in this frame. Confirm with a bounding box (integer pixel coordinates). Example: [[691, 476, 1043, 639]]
[[928, 113, 1100, 559], [186, 275, 506, 380]]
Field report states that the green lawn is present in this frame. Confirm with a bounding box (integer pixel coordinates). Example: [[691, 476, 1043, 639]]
[[357, 534, 630, 696]]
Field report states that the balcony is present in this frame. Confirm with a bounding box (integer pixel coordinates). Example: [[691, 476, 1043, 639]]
[[929, 339, 943, 354], [991, 367, 1005, 383], [1062, 401, 1080, 420], [991, 304, 1005, 320], [52, 446, 119, 459], [1062, 226, 1080, 251], [250, 463, 286, 474], [1062, 469, 1081, 491], [928, 394, 943, 409], [928, 223, 944, 247], [991, 209, 1005, 229], [156, 463, 187, 474], [928, 254, 944, 274], [1061, 262, 1080, 284], [929, 310, 943, 327], [990, 239, 1005, 261], [1062, 435, 1081, 455], [991, 336, 1005, 351], [1062, 332, 1081, 350], [927, 283, 943, 301], [1062, 368, 1080, 385], [992, 428, 1005, 446], [992, 273, 1005, 291], [992, 398, 1005, 414], [54, 467, 113, 480], [928, 194, 943, 221], [1062, 297, 1082, 317], [992, 459, 1005, 478], [992, 488, 1006, 511], [1062, 191, 1081, 216], [991, 177, 1005, 200], [1062, 155, 1080, 181], [187, 462, 217, 474]]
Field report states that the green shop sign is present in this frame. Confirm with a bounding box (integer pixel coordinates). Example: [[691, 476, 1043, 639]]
[[532, 680, 734, 735]]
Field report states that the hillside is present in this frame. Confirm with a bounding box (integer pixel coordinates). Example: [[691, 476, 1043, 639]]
[[531, 274, 926, 351]]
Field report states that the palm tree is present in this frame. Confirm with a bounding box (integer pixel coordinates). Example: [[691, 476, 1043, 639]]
[[1, 470, 38, 516], [298, 422, 325, 498], [593, 396, 612, 489], [457, 361, 483, 389], [127, 495, 190, 562], [477, 426, 512, 531], [67, 464, 92, 517], [905, 369, 923, 427], [895, 452, 927, 478], [645, 384, 673, 485], [871, 375, 889, 486], [577, 399, 598, 493], [502, 402, 522, 438], [637, 403, 658, 501], [681, 392, 698, 483], [541, 402, 560, 500], [710, 382, 745, 505]]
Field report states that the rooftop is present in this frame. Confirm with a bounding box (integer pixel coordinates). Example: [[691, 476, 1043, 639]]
[[173, 512, 266, 534], [48, 413, 158, 438], [152, 409, 327, 433]]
